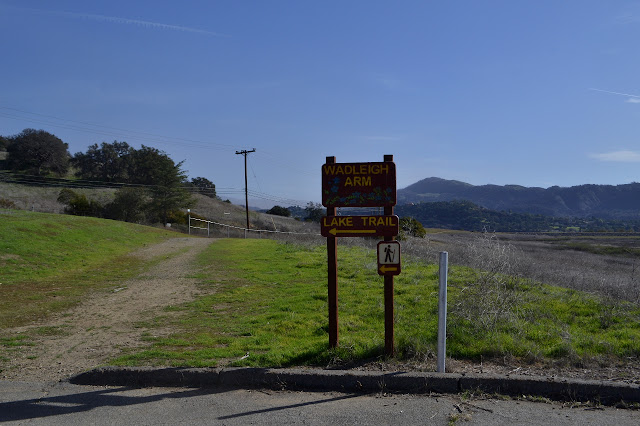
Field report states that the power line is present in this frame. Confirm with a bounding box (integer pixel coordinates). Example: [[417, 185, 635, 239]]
[[254, 150, 316, 178], [1, 166, 311, 205], [0, 105, 317, 205], [0, 172, 312, 209], [0, 106, 236, 151], [247, 155, 263, 195]]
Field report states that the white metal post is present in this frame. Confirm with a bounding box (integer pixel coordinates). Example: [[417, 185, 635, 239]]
[[437, 251, 448, 373], [188, 209, 191, 235]]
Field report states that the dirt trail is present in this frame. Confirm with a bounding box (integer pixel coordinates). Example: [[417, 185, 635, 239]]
[[4, 236, 639, 386], [2, 237, 215, 383]]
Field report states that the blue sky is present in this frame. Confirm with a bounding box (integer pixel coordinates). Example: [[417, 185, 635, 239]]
[[2, 1, 640, 208]]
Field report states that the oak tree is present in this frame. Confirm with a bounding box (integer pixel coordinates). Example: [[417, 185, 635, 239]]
[[6, 129, 70, 176]]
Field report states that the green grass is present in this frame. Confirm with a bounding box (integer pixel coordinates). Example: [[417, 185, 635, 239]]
[[113, 239, 640, 368], [0, 335, 33, 348], [3, 211, 638, 369], [0, 210, 175, 327]]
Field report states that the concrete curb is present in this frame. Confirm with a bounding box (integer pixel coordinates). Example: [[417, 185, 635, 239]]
[[68, 367, 640, 405]]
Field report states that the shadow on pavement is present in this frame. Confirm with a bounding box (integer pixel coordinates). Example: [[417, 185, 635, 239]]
[[0, 385, 224, 423], [217, 393, 359, 420]]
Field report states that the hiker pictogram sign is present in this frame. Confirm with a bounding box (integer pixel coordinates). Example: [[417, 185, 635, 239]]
[[321, 215, 399, 237], [377, 241, 401, 276]]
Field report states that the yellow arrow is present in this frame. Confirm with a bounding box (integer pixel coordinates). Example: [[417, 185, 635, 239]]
[[379, 265, 398, 274], [329, 228, 376, 236]]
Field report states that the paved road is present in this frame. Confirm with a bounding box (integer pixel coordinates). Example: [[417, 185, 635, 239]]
[[1, 380, 639, 425]]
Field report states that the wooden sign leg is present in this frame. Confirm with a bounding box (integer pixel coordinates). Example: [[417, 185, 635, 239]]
[[328, 232, 338, 348], [326, 156, 339, 348], [383, 154, 395, 357]]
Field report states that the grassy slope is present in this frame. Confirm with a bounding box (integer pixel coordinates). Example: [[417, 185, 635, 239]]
[[0, 210, 175, 327], [2, 211, 638, 368], [0, 181, 317, 235], [114, 239, 640, 368]]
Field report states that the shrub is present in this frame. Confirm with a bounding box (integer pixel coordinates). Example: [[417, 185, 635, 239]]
[[399, 216, 426, 239], [104, 187, 147, 223], [450, 231, 526, 331], [166, 209, 188, 225], [266, 205, 291, 217], [57, 189, 103, 217], [0, 198, 18, 209]]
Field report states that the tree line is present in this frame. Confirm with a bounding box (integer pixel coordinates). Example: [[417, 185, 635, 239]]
[[396, 200, 640, 233], [1, 128, 217, 224]]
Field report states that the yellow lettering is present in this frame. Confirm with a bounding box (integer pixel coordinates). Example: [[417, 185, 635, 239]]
[[344, 176, 373, 187], [322, 165, 335, 175], [324, 162, 391, 176], [354, 216, 399, 227]]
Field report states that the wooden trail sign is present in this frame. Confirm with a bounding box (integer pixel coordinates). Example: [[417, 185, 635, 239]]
[[321, 215, 399, 237], [322, 161, 396, 208], [324, 155, 399, 357]]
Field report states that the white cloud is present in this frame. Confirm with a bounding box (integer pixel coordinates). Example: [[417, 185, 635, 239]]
[[590, 150, 640, 162], [627, 98, 640, 104]]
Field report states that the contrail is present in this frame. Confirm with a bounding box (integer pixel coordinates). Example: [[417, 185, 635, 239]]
[[589, 88, 640, 98], [10, 6, 229, 37], [63, 11, 229, 37]]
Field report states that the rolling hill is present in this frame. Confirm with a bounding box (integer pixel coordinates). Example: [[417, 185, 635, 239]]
[[398, 177, 640, 220]]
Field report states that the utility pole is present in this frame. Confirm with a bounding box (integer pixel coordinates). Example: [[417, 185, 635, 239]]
[[235, 148, 256, 230]]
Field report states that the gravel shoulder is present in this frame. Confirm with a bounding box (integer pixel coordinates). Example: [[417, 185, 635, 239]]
[[1, 237, 215, 382]]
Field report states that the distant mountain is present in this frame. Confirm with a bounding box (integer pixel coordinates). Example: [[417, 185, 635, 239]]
[[395, 200, 639, 232], [398, 178, 640, 220]]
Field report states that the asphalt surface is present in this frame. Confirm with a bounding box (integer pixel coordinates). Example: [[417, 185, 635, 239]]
[[1, 367, 638, 425], [2, 379, 640, 425], [68, 366, 639, 405]]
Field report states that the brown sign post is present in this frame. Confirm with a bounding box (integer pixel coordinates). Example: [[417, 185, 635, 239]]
[[322, 155, 398, 356], [324, 157, 339, 349]]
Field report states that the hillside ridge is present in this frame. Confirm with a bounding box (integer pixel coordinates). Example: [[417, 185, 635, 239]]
[[399, 177, 640, 220]]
